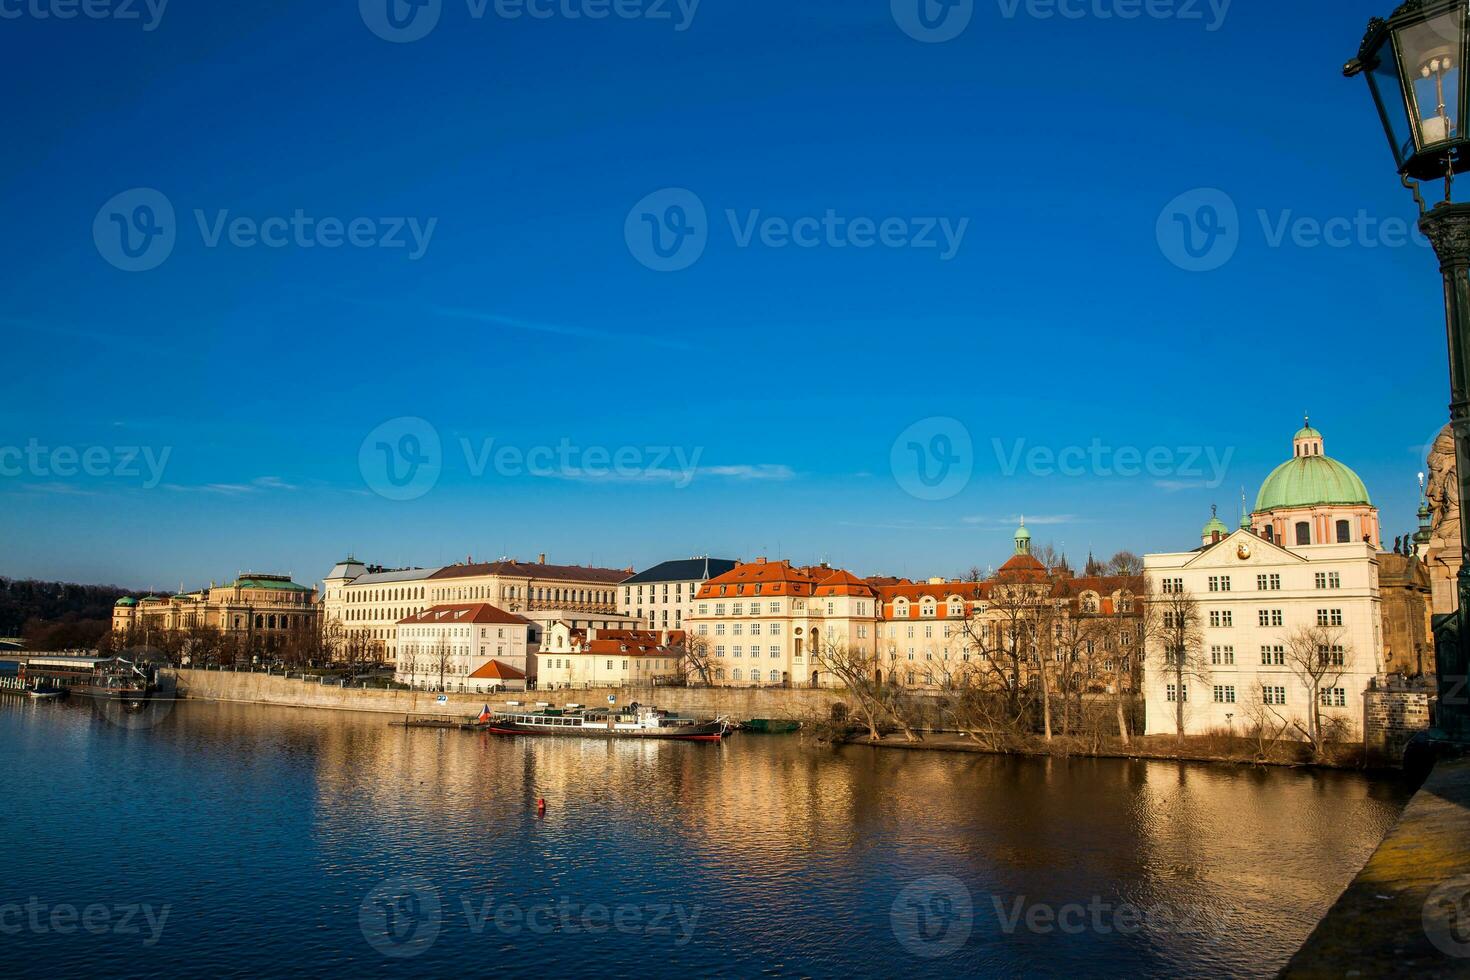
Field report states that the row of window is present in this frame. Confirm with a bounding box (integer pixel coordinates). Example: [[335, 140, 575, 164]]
[[1195, 572, 1343, 594], [1170, 683, 1349, 707], [1201, 609, 1345, 628]]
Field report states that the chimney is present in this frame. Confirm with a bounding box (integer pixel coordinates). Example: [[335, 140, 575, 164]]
[[538, 553, 546, 564], [755, 557, 767, 565]]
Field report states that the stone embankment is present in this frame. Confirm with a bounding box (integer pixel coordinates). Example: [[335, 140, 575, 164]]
[[168, 668, 843, 721], [1282, 757, 1470, 978]]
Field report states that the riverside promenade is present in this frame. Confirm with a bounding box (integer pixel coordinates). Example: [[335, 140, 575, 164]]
[[168, 668, 842, 722], [1282, 757, 1470, 977]]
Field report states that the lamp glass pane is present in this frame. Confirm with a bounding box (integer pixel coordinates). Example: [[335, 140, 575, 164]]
[[1369, 39, 1414, 164], [1398, 10, 1465, 150]]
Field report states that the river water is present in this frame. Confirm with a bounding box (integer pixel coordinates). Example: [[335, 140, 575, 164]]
[[0, 697, 1411, 978]]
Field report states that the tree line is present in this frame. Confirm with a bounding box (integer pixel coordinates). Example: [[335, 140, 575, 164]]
[[0, 576, 139, 650]]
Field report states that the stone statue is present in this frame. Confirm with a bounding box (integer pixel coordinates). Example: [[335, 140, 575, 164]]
[[1427, 425, 1458, 538], [1425, 423, 1462, 614]]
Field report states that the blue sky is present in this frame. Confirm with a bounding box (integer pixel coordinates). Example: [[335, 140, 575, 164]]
[[0, 0, 1447, 589]]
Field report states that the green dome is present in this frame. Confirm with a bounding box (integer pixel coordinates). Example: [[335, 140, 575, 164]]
[[115, 596, 137, 607], [1202, 513, 1229, 537], [1014, 523, 1031, 541], [1256, 455, 1371, 511], [1295, 425, 1323, 441]]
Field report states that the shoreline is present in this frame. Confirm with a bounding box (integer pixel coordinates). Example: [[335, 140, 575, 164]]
[[830, 731, 1403, 774]]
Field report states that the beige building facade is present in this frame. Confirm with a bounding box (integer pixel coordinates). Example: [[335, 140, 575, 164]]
[[113, 573, 318, 639], [690, 559, 883, 688], [321, 555, 637, 664], [394, 603, 532, 693], [536, 628, 685, 689]]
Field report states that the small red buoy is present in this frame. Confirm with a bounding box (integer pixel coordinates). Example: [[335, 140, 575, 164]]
[[537, 797, 546, 814]]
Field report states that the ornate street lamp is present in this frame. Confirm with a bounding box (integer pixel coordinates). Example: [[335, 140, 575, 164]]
[[1346, 0, 1470, 746]]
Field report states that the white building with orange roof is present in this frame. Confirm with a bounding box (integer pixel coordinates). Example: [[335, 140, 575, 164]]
[[689, 558, 881, 688], [535, 628, 686, 689], [394, 603, 533, 692], [876, 523, 1144, 693]]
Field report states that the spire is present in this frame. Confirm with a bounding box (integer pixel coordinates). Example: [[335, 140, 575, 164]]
[[1014, 517, 1032, 556], [1415, 471, 1433, 546], [1240, 487, 1251, 529]]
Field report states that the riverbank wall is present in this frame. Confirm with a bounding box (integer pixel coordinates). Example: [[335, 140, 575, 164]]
[[1282, 756, 1470, 977], [168, 669, 846, 721]]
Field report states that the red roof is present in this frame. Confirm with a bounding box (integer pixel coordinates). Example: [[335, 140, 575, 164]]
[[814, 569, 879, 597], [698, 560, 817, 598], [585, 639, 679, 658], [397, 603, 532, 626], [995, 553, 1048, 582], [430, 560, 630, 584], [467, 660, 526, 680]]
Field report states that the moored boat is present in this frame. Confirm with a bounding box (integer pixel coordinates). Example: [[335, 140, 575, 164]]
[[475, 702, 730, 741]]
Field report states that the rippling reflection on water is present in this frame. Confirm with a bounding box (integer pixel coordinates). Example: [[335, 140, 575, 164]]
[[0, 698, 1411, 978]]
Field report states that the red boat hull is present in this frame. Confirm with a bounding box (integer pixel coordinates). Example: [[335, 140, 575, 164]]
[[476, 722, 726, 741]]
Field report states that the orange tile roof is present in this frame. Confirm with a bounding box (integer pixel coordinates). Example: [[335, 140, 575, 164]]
[[397, 603, 532, 626], [814, 569, 879, 597], [697, 560, 818, 599], [586, 639, 679, 658], [431, 560, 630, 584], [467, 660, 526, 680]]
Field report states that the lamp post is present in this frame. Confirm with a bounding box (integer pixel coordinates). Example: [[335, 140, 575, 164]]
[[1346, 0, 1470, 745]]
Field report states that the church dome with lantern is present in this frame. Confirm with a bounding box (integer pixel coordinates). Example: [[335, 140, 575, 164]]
[[1251, 419, 1380, 549]]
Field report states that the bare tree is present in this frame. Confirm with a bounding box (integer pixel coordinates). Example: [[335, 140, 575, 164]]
[[1080, 574, 1149, 745], [434, 638, 453, 691], [1242, 682, 1292, 761], [1149, 587, 1209, 742], [812, 635, 921, 742], [1108, 551, 1144, 577], [1276, 625, 1351, 759], [683, 631, 715, 686]]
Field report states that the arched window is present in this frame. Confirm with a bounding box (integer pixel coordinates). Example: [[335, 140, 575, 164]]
[[1336, 519, 1351, 543], [1263, 525, 1275, 543], [1295, 522, 1311, 546], [732, 668, 742, 682]]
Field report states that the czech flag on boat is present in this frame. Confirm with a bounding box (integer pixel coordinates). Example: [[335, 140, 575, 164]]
[[477, 704, 491, 724]]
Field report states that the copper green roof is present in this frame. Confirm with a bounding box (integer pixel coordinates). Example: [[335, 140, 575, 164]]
[[114, 596, 137, 607], [230, 576, 313, 592], [1202, 513, 1229, 537], [1256, 455, 1371, 511], [1295, 425, 1323, 441]]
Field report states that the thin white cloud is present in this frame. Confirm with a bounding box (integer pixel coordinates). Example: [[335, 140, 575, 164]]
[[10, 482, 98, 497], [962, 514, 1079, 526], [163, 476, 298, 495], [549, 464, 795, 485], [1153, 480, 1213, 492], [429, 307, 695, 352], [838, 520, 960, 532]]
